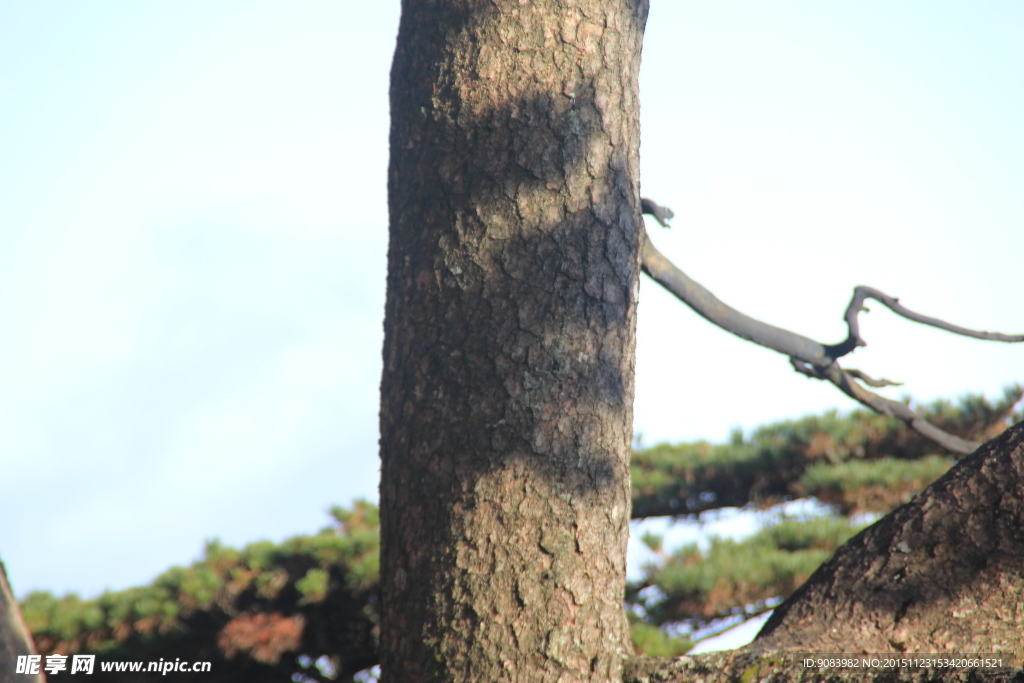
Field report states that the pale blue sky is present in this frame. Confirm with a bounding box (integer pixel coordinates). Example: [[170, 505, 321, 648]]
[[2, 3, 1021, 600]]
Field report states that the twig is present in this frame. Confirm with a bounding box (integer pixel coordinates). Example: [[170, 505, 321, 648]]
[[843, 369, 902, 388], [826, 286, 1024, 358], [789, 359, 978, 453], [638, 201, 1022, 454]]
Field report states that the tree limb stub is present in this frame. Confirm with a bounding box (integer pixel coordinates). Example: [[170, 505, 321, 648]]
[[638, 200, 1022, 455], [640, 197, 675, 228]]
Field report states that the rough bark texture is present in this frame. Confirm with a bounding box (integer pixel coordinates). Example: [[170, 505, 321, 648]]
[[380, 1, 647, 681], [754, 420, 1024, 663], [622, 423, 1024, 682], [624, 651, 1023, 683], [1, 562, 44, 683]]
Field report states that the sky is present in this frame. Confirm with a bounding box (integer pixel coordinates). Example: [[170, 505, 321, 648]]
[[2, 1, 1022, 617]]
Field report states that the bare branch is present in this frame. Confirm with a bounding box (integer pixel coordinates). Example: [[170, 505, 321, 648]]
[[827, 285, 1024, 358], [640, 231, 834, 369], [843, 368, 902, 388], [637, 202, 1020, 454], [789, 359, 979, 453]]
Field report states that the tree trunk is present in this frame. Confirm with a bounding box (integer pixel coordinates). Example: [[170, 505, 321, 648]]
[[380, 0, 648, 680], [1, 561, 45, 683], [622, 425, 1024, 682], [754, 420, 1024, 660], [623, 421, 1024, 682], [624, 651, 1023, 683]]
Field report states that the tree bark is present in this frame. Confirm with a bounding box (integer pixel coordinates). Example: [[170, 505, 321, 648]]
[[622, 425, 1024, 682], [380, 0, 647, 680], [619, 421, 1024, 681], [753, 420, 1024, 661], [624, 651, 1023, 683], [1, 561, 44, 683]]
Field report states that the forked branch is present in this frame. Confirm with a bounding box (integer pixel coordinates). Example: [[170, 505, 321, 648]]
[[639, 198, 1024, 454], [827, 285, 1024, 358]]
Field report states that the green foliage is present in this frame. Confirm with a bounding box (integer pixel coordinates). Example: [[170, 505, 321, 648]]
[[296, 569, 330, 605], [640, 531, 664, 553], [22, 500, 381, 682], [916, 384, 1023, 440], [633, 518, 864, 630], [801, 455, 955, 513], [631, 386, 1021, 518], [21, 593, 105, 646], [761, 517, 864, 552], [629, 620, 692, 657]]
